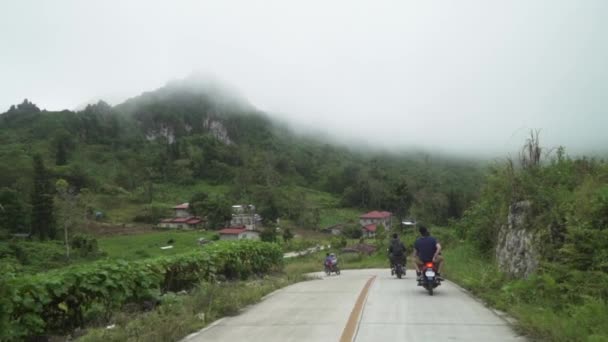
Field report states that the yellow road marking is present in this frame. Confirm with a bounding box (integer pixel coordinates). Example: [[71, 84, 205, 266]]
[[340, 275, 377, 342]]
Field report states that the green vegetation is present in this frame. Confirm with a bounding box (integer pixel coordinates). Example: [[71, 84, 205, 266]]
[[444, 243, 608, 341], [9, 78, 605, 341], [1, 240, 283, 341], [450, 138, 608, 341], [0, 80, 483, 242], [98, 231, 214, 260], [78, 275, 305, 342]]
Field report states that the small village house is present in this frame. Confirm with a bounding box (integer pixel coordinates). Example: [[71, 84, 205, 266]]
[[158, 203, 204, 229], [359, 211, 392, 230], [230, 204, 262, 230], [361, 224, 377, 238]]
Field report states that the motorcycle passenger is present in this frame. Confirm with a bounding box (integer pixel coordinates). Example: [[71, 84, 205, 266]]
[[388, 233, 407, 275], [413, 225, 443, 279]]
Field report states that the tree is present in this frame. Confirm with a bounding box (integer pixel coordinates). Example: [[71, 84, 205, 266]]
[[55, 179, 80, 259], [0, 188, 27, 233], [260, 197, 280, 225], [260, 226, 278, 242], [189, 193, 231, 229], [520, 129, 542, 169], [53, 130, 73, 166], [282, 228, 294, 242], [7, 99, 40, 114], [446, 190, 464, 219], [31, 155, 56, 240], [343, 224, 363, 239], [392, 179, 414, 230], [189, 192, 209, 217], [297, 208, 321, 230], [376, 223, 387, 240]]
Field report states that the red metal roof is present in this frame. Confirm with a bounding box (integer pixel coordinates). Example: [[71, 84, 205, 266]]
[[173, 203, 189, 210], [159, 216, 203, 224], [218, 227, 247, 235], [360, 211, 392, 219], [363, 224, 377, 232]]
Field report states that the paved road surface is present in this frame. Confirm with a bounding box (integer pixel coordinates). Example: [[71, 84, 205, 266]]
[[184, 269, 526, 342]]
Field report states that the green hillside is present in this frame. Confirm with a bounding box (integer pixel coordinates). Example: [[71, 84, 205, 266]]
[[0, 76, 484, 238]]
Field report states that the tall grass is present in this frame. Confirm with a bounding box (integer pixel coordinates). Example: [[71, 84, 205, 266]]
[[78, 275, 305, 342]]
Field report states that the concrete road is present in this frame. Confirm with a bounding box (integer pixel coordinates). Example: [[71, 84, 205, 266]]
[[183, 269, 526, 342]]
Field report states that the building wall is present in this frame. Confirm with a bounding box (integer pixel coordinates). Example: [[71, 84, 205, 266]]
[[220, 234, 239, 240], [175, 209, 190, 218], [362, 230, 376, 238], [231, 215, 256, 230], [159, 223, 180, 229], [238, 231, 260, 240]]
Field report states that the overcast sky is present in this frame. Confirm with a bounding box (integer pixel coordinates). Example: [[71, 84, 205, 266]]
[[1, 0, 606, 156]]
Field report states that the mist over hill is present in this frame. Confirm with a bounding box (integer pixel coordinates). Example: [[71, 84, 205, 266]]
[[0, 76, 487, 232]]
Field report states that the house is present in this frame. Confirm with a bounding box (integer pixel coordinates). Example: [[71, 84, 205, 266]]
[[230, 204, 262, 230], [159, 216, 204, 229], [158, 202, 204, 229], [361, 224, 377, 238], [359, 211, 392, 230], [173, 203, 190, 218], [218, 226, 260, 240]]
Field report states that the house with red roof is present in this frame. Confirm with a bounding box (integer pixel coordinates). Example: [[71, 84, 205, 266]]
[[362, 224, 377, 238], [158, 202, 205, 229], [218, 226, 260, 240], [173, 203, 190, 218], [359, 210, 392, 231]]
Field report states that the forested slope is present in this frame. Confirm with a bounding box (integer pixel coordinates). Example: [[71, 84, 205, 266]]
[[0, 76, 484, 236]]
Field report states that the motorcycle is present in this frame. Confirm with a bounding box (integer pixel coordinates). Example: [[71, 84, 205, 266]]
[[390, 254, 406, 279], [391, 259, 405, 279], [324, 260, 340, 276], [418, 261, 441, 295]]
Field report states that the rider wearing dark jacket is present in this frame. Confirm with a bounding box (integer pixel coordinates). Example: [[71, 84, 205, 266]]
[[388, 233, 406, 273], [413, 225, 444, 278]]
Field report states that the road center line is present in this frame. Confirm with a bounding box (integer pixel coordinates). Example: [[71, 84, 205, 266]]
[[339, 275, 376, 342]]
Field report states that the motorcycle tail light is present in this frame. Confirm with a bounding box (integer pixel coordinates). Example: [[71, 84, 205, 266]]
[[425, 262, 434, 268]]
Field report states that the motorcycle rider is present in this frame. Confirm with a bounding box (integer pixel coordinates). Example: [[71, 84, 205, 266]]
[[413, 225, 443, 280], [388, 233, 407, 275], [325, 253, 338, 267]]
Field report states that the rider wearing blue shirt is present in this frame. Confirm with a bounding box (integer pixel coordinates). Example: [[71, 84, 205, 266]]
[[413, 225, 444, 278]]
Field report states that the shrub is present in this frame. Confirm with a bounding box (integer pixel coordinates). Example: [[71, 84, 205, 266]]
[[0, 240, 283, 340]]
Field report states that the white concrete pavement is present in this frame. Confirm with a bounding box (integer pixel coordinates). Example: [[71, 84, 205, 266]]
[[183, 269, 526, 342]]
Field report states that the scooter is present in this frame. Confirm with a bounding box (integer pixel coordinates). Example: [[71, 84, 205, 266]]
[[324, 261, 340, 276], [418, 261, 441, 295]]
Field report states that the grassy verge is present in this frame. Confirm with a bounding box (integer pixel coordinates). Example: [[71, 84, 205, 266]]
[[443, 243, 608, 342], [78, 274, 306, 342]]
